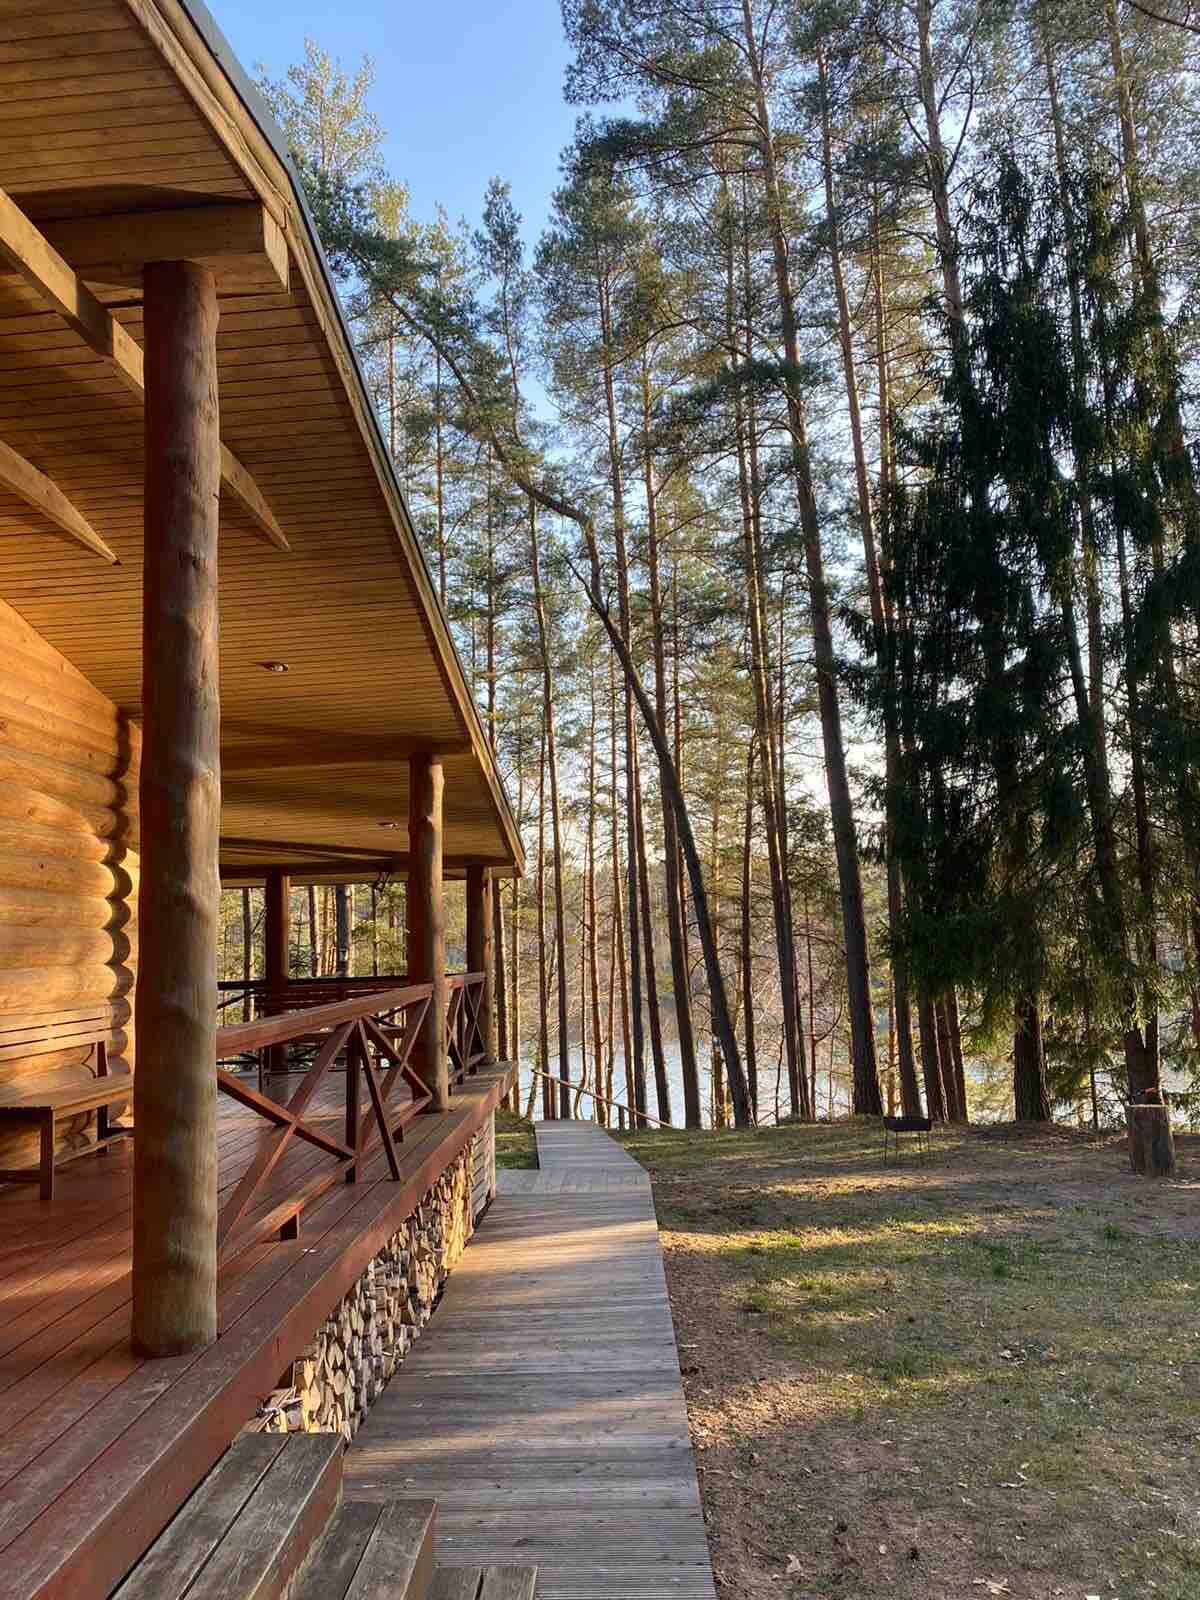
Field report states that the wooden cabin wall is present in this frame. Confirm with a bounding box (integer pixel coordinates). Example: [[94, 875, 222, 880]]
[[0, 597, 138, 1165]]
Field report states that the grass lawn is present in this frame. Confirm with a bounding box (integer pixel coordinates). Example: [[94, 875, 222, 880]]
[[494, 1106, 537, 1169], [619, 1119, 1200, 1600]]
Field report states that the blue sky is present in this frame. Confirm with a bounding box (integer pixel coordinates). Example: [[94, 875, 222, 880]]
[[214, 0, 581, 245]]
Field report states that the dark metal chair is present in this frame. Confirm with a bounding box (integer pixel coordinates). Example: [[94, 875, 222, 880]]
[[882, 1114, 932, 1162]]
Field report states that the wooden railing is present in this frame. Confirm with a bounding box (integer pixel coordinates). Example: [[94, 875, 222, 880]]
[[447, 972, 486, 1086], [217, 974, 404, 1021], [527, 1065, 674, 1129], [214, 983, 432, 1259]]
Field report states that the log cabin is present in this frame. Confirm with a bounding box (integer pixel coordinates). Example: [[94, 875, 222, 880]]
[[0, 2, 523, 1594]]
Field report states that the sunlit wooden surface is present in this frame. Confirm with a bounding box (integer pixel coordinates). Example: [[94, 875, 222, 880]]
[[346, 1122, 717, 1600], [0, 1067, 511, 1600]]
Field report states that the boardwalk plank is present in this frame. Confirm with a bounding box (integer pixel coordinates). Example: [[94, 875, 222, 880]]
[[344, 1123, 717, 1600]]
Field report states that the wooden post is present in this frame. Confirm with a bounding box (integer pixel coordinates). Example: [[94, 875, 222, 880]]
[[264, 869, 289, 1077], [466, 864, 496, 1067], [408, 752, 448, 1110], [132, 260, 221, 1357]]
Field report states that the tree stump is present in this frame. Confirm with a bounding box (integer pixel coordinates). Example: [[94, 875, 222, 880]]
[[1127, 1103, 1177, 1177]]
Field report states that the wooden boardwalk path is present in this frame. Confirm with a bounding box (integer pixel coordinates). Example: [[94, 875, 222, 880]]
[[344, 1122, 717, 1600]]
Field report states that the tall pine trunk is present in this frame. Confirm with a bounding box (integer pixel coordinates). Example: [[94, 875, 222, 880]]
[[536, 719, 552, 1119], [635, 753, 672, 1125], [741, 744, 758, 1119], [597, 277, 647, 1126], [740, 0, 881, 1115], [529, 502, 572, 1118], [609, 654, 634, 1116], [242, 888, 253, 1022], [586, 659, 606, 1124], [727, 174, 808, 1119], [917, 994, 948, 1123], [641, 360, 700, 1125], [818, 50, 922, 1119]]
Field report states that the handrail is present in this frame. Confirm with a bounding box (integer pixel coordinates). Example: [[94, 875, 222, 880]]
[[214, 983, 435, 1260], [526, 1065, 674, 1129], [216, 982, 433, 1057]]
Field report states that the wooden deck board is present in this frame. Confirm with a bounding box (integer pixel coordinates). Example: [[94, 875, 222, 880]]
[[344, 1122, 717, 1600], [0, 1065, 512, 1600]]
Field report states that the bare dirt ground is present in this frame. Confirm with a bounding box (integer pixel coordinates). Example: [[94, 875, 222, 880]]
[[620, 1120, 1200, 1600]]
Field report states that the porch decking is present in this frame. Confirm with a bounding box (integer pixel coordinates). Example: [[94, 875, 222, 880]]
[[345, 1123, 718, 1600], [0, 1065, 512, 1600]]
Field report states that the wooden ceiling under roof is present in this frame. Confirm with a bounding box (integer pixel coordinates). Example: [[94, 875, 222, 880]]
[[0, 0, 523, 879]]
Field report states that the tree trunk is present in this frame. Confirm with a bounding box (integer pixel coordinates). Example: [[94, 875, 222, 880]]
[[586, 663, 606, 1124], [946, 989, 969, 1124], [740, 0, 881, 1115], [1115, 512, 1161, 1098], [242, 888, 253, 1022], [1038, 8, 1154, 1101], [609, 652, 634, 1117], [434, 351, 447, 608], [263, 870, 289, 1079], [335, 884, 351, 977], [804, 887, 819, 1117], [1126, 1102, 1176, 1177], [915, 0, 966, 330], [741, 743, 758, 1119], [641, 362, 700, 1126], [917, 993, 948, 1123], [935, 998, 965, 1122], [509, 702, 526, 1106], [536, 720, 552, 1119], [1013, 994, 1051, 1122], [587, 587, 754, 1125], [727, 181, 807, 1119], [597, 279, 647, 1127], [525, 500, 572, 1117], [133, 260, 221, 1357], [819, 51, 923, 1120]]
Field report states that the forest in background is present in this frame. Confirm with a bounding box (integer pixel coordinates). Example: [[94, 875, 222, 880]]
[[218, 0, 1200, 1132]]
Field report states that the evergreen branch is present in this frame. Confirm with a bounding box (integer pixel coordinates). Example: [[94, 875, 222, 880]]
[[1125, 0, 1200, 32]]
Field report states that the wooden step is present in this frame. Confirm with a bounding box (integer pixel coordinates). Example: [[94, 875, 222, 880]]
[[110, 1433, 343, 1600], [292, 1499, 437, 1600], [430, 1569, 537, 1600]]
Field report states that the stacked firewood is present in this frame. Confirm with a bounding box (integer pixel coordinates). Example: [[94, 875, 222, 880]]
[[247, 1133, 479, 1441]]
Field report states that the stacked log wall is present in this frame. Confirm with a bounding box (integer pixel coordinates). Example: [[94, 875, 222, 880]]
[[249, 1124, 487, 1441], [0, 597, 139, 1165]]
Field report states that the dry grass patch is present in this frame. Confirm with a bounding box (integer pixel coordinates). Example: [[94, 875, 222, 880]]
[[620, 1119, 1200, 1600]]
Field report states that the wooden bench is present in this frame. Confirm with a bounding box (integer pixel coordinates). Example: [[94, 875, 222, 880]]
[[0, 1005, 130, 1200]]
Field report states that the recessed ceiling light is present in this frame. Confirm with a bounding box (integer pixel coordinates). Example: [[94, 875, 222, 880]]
[[379, 820, 402, 830], [258, 660, 289, 674]]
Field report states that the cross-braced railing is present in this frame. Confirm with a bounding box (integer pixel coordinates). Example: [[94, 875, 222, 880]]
[[214, 983, 432, 1259], [446, 971, 486, 1085]]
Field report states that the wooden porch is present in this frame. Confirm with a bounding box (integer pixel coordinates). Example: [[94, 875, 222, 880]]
[[0, 1056, 514, 1600], [0, 0, 529, 1594]]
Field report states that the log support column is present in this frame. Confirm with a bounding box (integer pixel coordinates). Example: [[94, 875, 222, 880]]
[[264, 868, 289, 1078], [408, 752, 447, 1110], [132, 260, 221, 1357], [466, 863, 496, 1067]]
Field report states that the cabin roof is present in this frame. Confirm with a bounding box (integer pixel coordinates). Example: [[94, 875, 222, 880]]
[[0, 0, 523, 880]]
